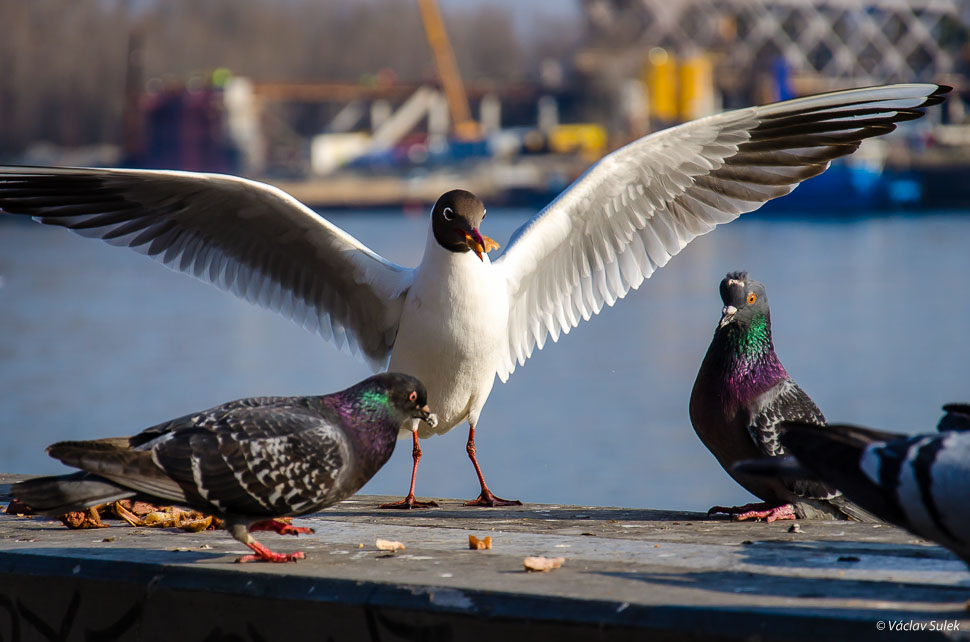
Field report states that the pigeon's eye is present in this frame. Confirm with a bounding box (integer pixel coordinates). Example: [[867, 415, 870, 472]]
[[408, 391, 418, 402], [443, 207, 455, 221], [747, 293, 757, 305]]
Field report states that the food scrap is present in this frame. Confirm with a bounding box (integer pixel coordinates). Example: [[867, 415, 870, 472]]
[[376, 538, 406, 552], [8, 498, 222, 532], [468, 535, 492, 550], [523, 556, 565, 572]]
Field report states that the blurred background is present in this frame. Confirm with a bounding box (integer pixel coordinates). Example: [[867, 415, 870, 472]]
[[1, 0, 969, 511]]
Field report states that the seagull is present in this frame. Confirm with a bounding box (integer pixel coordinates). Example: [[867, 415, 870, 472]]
[[13, 373, 437, 562], [734, 421, 970, 568], [0, 83, 948, 508], [690, 271, 878, 522]]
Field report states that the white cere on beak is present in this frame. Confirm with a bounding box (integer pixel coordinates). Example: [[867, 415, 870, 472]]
[[719, 305, 738, 328]]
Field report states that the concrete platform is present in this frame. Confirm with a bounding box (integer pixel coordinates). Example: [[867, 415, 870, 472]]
[[1, 474, 968, 641]]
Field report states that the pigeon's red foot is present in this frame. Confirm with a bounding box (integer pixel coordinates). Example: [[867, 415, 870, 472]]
[[236, 539, 305, 563], [250, 517, 314, 536], [464, 490, 522, 508], [707, 502, 796, 522], [379, 494, 439, 510]]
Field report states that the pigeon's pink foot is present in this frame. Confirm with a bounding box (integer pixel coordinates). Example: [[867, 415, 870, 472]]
[[236, 539, 305, 563], [707, 502, 796, 522], [249, 518, 315, 536]]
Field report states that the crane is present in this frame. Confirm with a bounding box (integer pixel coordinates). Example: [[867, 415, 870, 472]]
[[416, 0, 481, 140]]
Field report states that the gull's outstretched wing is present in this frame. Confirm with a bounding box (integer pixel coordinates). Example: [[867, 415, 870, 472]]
[[494, 84, 948, 380], [0, 167, 413, 368]]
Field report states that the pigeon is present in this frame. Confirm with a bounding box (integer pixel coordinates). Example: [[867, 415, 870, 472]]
[[938, 403, 970, 432], [0, 83, 948, 508], [689, 271, 878, 522], [735, 421, 970, 568], [13, 373, 437, 562]]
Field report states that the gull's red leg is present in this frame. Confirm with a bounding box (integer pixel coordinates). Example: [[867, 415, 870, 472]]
[[379, 431, 439, 509], [463, 422, 522, 507]]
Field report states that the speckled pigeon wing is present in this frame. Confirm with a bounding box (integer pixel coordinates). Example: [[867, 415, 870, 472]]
[[749, 379, 837, 501], [127, 396, 294, 449], [150, 406, 350, 516]]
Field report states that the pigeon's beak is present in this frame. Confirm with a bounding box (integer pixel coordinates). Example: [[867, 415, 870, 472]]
[[719, 305, 738, 328], [463, 229, 500, 261], [416, 405, 438, 429]]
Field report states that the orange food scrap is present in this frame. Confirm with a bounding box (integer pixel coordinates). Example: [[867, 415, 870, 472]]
[[468, 535, 492, 550]]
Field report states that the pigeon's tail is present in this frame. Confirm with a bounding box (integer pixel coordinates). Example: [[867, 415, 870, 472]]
[[13, 471, 134, 515], [939, 403, 970, 432], [777, 421, 909, 526], [733, 455, 884, 523]]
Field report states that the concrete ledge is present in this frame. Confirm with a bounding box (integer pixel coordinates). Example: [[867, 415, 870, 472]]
[[1, 474, 968, 641]]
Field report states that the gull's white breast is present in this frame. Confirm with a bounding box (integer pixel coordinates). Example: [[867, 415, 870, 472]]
[[389, 231, 509, 439]]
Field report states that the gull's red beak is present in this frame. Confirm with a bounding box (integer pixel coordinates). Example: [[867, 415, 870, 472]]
[[463, 228, 500, 261]]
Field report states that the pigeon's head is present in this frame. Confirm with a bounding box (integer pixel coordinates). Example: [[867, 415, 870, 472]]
[[431, 189, 500, 261], [718, 271, 769, 329], [365, 372, 438, 430]]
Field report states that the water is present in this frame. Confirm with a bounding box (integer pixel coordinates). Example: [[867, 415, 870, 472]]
[[1, 209, 969, 512]]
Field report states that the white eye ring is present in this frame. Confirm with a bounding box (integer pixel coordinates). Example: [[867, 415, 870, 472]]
[[443, 207, 455, 221]]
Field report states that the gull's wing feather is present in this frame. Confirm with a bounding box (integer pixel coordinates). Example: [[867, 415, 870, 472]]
[[0, 167, 412, 368], [494, 84, 948, 381]]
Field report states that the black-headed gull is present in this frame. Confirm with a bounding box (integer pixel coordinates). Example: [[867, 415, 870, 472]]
[[0, 83, 948, 507]]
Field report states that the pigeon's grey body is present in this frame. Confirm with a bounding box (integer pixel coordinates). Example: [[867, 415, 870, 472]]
[[739, 422, 970, 567], [690, 272, 877, 521], [0, 84, 948, 507], [14, 373, 436, 562]]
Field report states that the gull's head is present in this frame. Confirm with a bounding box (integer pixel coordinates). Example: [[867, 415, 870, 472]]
[[431, 189, 499, 261], [717, 271, 769, 329]]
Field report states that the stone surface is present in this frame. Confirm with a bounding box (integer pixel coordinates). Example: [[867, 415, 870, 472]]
[[1, 474, 968, 641]]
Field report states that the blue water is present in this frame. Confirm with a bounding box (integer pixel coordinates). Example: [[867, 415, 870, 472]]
[[1, 209, 969, 512]]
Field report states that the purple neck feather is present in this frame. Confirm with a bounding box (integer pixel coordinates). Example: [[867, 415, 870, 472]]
[[714, 313, 788, 411]]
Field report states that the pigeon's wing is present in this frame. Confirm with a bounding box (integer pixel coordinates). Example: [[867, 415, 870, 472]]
[[149, 406, 349, 516], [127, 396, 292, 449], [747, 380, 838, 502], [493, 84, 948, 381], [938, 403, 970, 432], [0, 167, 413, 369]]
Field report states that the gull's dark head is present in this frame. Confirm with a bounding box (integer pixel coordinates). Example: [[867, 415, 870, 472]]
[[717, 271, 770, 329], [364, 372, 437, 431], [431, 189, 499, 261]]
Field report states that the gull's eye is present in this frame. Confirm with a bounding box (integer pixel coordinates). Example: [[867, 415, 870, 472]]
[[443, 207, 455, 221], [747, 292, 757, 305], [408, 391, 418, 402]]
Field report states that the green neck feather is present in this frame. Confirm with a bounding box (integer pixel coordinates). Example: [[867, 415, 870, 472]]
[[735, 313, 772, 360]]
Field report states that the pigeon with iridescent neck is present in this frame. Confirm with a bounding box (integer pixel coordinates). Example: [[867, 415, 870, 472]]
[[13, 373, 437, 563], [689, 272, 878, 522]]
